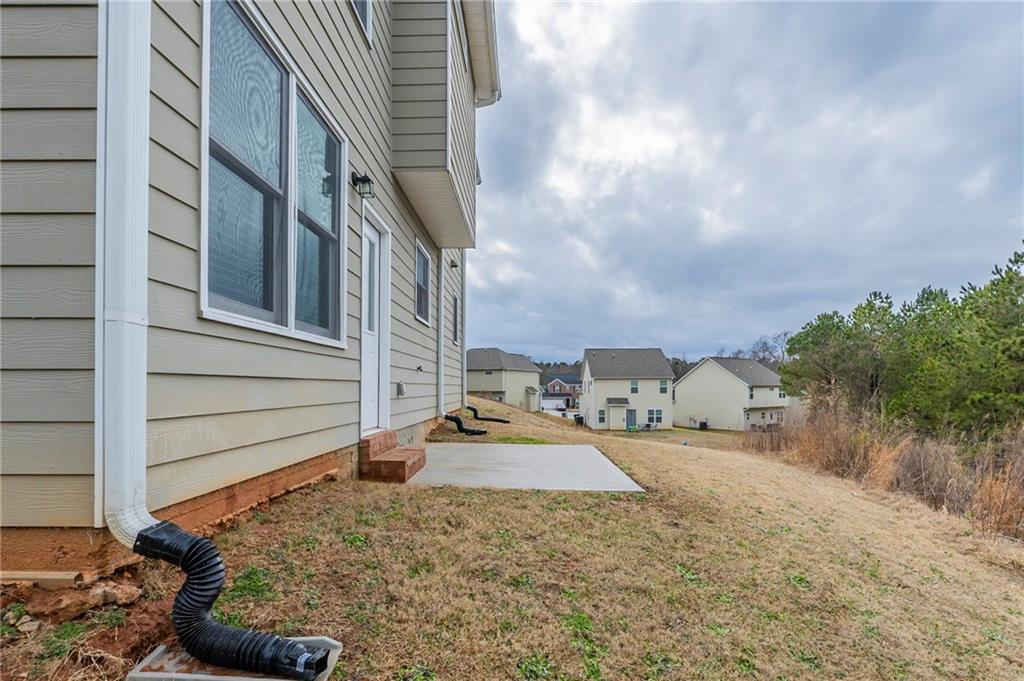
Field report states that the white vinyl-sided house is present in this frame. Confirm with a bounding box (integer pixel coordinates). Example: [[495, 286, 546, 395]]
[[579, 348, 674, 430], [672, 357, 790, 431]]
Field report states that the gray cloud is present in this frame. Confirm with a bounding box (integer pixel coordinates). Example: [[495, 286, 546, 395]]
[[468, 1, 1023, 362]]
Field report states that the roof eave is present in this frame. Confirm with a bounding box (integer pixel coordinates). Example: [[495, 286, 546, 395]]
[[463, 0, 501, 108]]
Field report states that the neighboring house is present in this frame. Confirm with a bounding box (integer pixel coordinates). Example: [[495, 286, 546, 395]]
[[466, 348, 542, 411], [545, 372, 581, 406], [672, 358, 790, 431], [541, 392, 572, 411], [579, 349, 674, 430], [0, 0, 500, 579]]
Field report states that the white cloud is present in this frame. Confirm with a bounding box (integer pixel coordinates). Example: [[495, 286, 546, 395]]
[[959, 165, 993, 199]]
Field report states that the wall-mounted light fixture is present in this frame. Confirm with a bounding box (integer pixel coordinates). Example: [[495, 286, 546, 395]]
[[351, 172, 374, 199], [449, 258, 459, 269]]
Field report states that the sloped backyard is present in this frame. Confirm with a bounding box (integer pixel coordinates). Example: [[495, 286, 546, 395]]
[[3, 399, 1023, 680]]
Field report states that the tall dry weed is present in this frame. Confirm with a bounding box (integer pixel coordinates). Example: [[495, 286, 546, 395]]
[[754, 401, 1024, 539]]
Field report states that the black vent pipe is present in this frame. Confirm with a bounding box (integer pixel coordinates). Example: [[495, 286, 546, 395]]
[[445, 413, 487, 435], [134, 521, 329, 680], [466, 405, 511, 424]]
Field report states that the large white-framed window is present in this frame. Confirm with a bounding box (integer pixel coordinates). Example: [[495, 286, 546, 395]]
[[201, 0, 349, 349], [414, 240, 431, 325], [350, 0, 373, 44]]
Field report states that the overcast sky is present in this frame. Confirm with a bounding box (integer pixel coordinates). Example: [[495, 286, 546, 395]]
[[466, 1, 1023, 363]]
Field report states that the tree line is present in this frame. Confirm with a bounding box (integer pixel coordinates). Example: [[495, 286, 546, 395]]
[[781, 247, 1024, 435]]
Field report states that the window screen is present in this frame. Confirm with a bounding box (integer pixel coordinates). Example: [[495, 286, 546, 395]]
[[208, 0, 286, 322]]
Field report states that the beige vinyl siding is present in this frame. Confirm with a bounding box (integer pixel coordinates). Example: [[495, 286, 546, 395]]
[[467, 369, 504, 393], [142, 0, 448, 510], [392, 1, 447, 168], [443, 249, 464, 411], [0, 1, 98, 526], [447, 0, 476, 230]]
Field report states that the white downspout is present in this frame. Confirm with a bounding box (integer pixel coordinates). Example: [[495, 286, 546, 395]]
[[100, 0, 158, 547], [436, 248, 445, 416]]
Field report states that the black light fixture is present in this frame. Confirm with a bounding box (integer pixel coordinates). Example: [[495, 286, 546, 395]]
[[449, 258, 459, 269], [351, 171, 374, 199]]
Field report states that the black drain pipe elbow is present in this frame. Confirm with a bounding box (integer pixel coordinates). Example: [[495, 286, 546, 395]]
[[134, 521, 329, 681], [445, 413, 487, 436], [466, 405, 511, 424]]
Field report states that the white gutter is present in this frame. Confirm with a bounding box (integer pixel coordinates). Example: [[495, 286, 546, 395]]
[[99, 0, 158, 547], [437, 248, 445, 416]]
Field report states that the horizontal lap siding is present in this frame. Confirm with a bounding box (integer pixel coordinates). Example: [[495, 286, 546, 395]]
[[0, 2, 98, 526], [392, 1, 447, 168], [447, 1, 476, 232], [144, 0, 446, 510]]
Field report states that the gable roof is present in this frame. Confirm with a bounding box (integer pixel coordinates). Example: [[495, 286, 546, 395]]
[[701, 357, 781, 387], [583, 348, 673, 379], [547, 373, 581, 385], [466, 347, 541, 373]]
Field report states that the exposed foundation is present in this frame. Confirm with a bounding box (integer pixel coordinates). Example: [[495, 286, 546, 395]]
[[0, 446, 357, 584]]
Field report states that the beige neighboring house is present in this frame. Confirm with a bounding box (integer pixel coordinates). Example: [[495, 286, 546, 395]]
[[672, 357, 789, 431], [0, 0, 500, 579], [579, 348, 674, 430], [466, 348, 542, 411]]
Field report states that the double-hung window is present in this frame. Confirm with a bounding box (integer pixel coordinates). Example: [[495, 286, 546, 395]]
[[598, 409, 606, 424], [660, 379, 668, 394], [629, 379, 638, 394], [648, 409, 662, 424], [415, 241, 431, 324], [205, 1, 345, 345]]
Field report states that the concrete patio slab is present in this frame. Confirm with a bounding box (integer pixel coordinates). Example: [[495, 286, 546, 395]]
[[411, 443, 644, 492]]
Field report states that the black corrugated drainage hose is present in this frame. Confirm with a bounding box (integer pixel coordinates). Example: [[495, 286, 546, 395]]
[[466, 405, 511, 424], [445, 413, 487, 435], [134, 521, 329, 681]]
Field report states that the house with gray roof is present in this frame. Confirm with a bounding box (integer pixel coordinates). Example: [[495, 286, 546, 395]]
[[466, 348, 543, 411], [672, 357, 790, 431], [579, 348, 674, 430]]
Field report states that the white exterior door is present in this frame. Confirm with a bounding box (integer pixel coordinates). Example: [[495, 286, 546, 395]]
[[361, 225, 382, 431]]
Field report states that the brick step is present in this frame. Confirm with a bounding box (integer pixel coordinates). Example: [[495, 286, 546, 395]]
[[358, 430, 399, 463], [359, 446, 425, 483]]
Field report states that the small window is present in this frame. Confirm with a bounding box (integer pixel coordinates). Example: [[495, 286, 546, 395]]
[[630, 379, 638, 394], [779, 388, 787, 398], [749, 388, 754, 399], [415, 241, 431, 324], [484, 370, 493, 375], [660, 379, 668, 394], [452, 293, 460, 344], [598, 409, 606, 424], [655, 409, 663, 423], [761, 412, 766, 420], [350, 0, 372, 42], [647, 409, 655, 423]]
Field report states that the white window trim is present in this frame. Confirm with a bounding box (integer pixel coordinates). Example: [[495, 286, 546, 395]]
[[199, 0, 350, 350], [349, 0, 373, 46], [414, 238, 432, 326]]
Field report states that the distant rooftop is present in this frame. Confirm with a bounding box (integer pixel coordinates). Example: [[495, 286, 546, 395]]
[[702, 357, 781, 387], [466, 347, 541, 373], [583, 348, 673, 379]]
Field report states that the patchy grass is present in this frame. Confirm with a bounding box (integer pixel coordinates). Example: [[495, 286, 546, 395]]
[[495, 435, 553, 445], [3, 398, 1022, 680]]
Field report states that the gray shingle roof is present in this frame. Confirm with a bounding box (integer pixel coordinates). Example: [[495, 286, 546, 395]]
[[466, 347, 541, 373], [583, 348, 673, 379], [706, 357, 781, 387], [547, 373, 581, 385]]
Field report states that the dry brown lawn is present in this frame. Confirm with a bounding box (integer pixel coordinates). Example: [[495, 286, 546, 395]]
[[4, 398, 1023, 680]]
